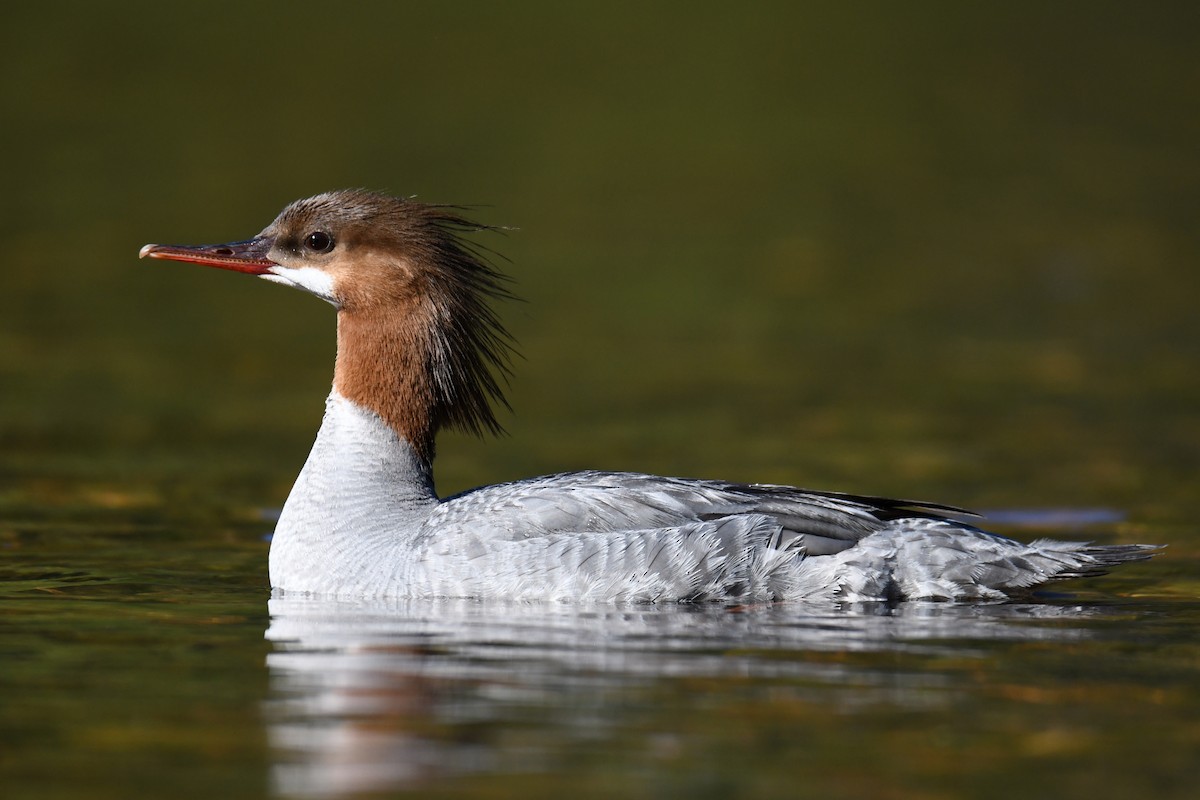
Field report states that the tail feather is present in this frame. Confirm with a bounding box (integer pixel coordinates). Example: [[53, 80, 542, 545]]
[[797, 524, 1164, 602], [1037, 542, 1163, 581]]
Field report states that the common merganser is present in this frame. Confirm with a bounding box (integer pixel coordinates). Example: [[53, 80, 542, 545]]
[[141, 190, 1157, 602]]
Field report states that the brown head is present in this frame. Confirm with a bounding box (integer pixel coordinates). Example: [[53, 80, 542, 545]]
[[141, 189, 514, 461]]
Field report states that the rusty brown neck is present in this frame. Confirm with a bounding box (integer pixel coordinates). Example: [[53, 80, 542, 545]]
[[333, 298, 439, 465]]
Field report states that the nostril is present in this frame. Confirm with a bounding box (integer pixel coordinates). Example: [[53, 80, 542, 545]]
[[213, 247, 234, 256]]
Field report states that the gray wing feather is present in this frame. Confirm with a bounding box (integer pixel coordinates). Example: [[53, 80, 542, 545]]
[[433, 470, 963, 549], [416, 471, 1157, 602]]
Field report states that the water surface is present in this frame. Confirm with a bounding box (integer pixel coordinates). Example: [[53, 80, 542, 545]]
[[263, 594, 1198, 798]]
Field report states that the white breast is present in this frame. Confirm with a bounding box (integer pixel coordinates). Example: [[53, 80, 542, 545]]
[[269, 392, 437, 595]]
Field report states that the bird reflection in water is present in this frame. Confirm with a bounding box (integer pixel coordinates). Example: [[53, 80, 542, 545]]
[[264, 595, 1111, 796]]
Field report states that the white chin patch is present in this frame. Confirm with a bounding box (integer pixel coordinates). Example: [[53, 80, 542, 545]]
[[262, 267, 338, 306]]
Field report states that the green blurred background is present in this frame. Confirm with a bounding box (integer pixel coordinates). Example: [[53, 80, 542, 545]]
[[2, 0, 1198, 530], [2, 4, 1199, 799]]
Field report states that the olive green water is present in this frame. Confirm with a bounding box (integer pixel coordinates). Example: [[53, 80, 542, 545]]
[[2, 3, 1199, 798]]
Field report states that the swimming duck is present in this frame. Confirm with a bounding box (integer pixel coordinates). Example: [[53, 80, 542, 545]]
[[141, 190, 1156, 601]]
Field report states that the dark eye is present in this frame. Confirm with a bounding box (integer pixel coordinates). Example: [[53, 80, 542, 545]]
[[304, 231, 334, 253]]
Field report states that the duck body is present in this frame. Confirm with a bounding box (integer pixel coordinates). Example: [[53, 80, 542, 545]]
[[268, 392, 1148, 602], [142, 190, 1157, 602]]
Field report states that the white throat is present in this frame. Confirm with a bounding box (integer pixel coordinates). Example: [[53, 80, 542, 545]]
[[269, 391, 438, 595]]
